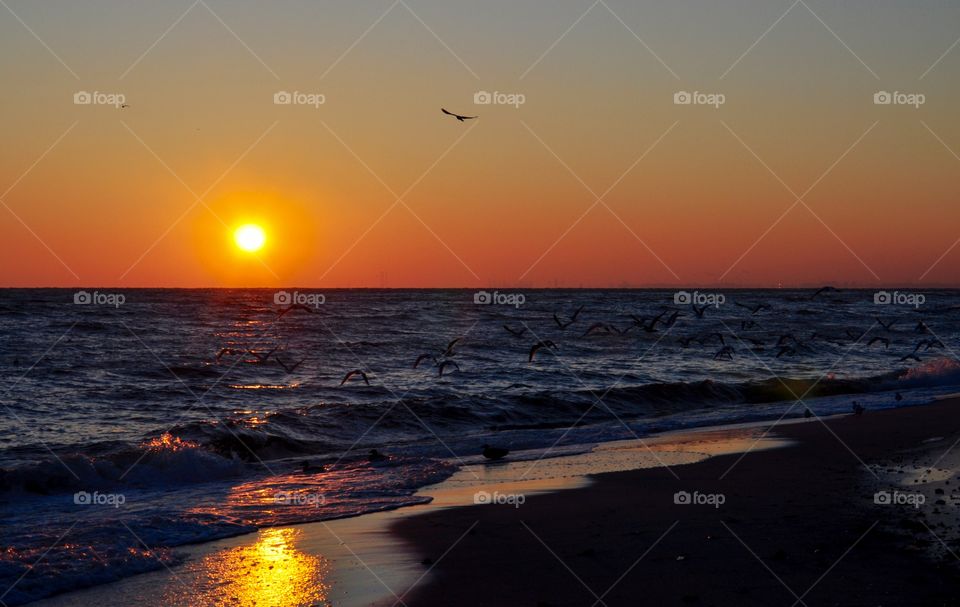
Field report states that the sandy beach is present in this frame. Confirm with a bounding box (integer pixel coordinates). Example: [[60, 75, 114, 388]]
[[27, 397, 960, 606], [392, 397, 960, 606]]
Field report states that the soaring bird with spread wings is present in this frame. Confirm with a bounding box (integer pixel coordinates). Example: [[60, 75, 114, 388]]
[[442, 108, 477, 122]]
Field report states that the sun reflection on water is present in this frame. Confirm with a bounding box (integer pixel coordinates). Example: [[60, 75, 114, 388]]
[[174, 528, 330, 607]]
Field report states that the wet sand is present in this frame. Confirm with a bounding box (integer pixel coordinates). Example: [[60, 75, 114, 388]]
[[391, 398, 960, 606], [31, 428, 784, 607]]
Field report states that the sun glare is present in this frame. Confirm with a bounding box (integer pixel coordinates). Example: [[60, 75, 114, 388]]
[[234, 224, 266, 252]]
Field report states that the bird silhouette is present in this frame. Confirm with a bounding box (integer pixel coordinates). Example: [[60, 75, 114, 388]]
[[442, 108, 477, 122], [529, 340, 558, 362], [482, 444, 509, 460], [340, 370, 370, 386]]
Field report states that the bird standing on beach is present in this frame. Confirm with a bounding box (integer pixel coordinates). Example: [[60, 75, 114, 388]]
[[852, 402, 865, 416], [482, 444, 509, 460]]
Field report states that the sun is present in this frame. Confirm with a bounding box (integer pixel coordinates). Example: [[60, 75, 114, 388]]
[[234, 224, 266, 252]]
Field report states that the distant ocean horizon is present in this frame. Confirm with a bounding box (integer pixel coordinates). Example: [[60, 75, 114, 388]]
[[2, 287, 959, 604]]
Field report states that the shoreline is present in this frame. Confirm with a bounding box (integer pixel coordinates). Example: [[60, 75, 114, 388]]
[[27, 398, 960, 606], [29, 423, 789, 607]]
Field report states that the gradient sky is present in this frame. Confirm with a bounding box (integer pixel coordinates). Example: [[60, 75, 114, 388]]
[[1, 0, 959, 287]]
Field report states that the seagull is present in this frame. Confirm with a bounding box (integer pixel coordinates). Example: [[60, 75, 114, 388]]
[[340, 369, 370, 386], [482, 444, 509, 460], [529, 340, 558, 362], [876, 317, 897, 332], [691, 303, 708, 318], [216, 347, 246, 362], [503, 325, 527, 338], [279, 303, 315, 318], [249, 347, 278, 363], [276, 356, 306, 374], [442, 338, 461, 358], [442, 108, 477, 122], [736, 302, 771, 315], [811, 286, 838, 299], [713, 345, 735, 360], [803, 408, 813, 418], [582, 322, 614, 337], [413, 353, 437, 369], [438, 360, 460, 377], [554, 305, 584, 329], [852, 402, 865, 416], [915, 320, 932, 334], [301, 461, 325, 474], [867, 336, 890, 348]]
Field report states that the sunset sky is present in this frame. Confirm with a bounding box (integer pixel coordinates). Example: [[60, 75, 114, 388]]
[[2, 0, 959, 287]]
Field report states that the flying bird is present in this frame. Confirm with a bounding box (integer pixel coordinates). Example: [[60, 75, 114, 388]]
[[276, 356, 306, 374], [503, 325, 527, 338], [443, 338, 461, 358], [413, 353, 437, 369], [442, 108, 477, 122], [340, 369, 370, 386], [529, 340, 558, 362], [438, 360, 460, 377], [554, 305, 584, 329], [249, 347, 278, 363], [278, 303, 315, 318]]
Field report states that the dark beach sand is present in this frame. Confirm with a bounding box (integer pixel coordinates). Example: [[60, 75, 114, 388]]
[[391, 398, 960, 606]]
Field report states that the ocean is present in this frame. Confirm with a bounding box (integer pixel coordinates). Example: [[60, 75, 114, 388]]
[[1, 287, 959, 605]]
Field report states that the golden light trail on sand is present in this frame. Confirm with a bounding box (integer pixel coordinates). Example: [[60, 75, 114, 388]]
[[174, 528, 330, 607]]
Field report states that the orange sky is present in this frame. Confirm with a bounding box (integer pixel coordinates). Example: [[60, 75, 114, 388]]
[[1, 0, 959, 287]]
